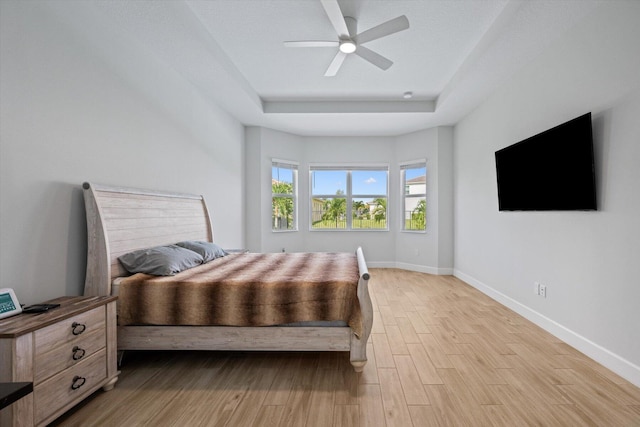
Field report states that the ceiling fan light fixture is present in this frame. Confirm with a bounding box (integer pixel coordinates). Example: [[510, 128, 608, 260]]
[[339, 40, 357, 54]]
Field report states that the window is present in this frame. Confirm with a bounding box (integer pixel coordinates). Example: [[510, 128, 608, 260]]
[[272, 159, 298, 231], [310, 165, 388, 230], [401, 161, 427, 231]]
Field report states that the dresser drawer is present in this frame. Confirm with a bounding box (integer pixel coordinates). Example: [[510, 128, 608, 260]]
[[34, 326, 106, 383], [34, 348, 107, 425], [34, 306, 105, 360]]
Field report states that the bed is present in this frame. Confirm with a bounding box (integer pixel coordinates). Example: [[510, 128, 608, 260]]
[[81, 182, 373, 371]]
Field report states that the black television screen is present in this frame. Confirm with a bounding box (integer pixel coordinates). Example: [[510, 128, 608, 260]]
[[495, 113, 596, 211]]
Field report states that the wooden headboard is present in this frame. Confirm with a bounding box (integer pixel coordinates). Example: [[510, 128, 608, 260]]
[[82, 182, 213, 296]]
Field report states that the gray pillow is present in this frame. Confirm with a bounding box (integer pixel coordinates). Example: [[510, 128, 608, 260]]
[[176, 241, 227, 263], [118, 245, 204, 276]]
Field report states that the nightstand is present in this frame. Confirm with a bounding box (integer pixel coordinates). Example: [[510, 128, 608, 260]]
[[0, 296, 118, 426]]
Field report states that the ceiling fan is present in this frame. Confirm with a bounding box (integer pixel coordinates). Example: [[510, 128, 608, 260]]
[[284, 0, 410, 77]]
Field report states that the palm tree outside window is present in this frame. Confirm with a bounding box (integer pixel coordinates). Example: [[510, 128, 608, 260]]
[[310, 165, 388, 230], [272, 159, 298, 231]]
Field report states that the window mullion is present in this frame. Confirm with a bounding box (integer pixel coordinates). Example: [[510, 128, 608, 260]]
[[347, 171, 352, 229]]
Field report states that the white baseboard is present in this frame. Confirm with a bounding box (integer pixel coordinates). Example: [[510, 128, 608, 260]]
[[396, 262, 453, 275], [454, 269, 640, 388], [367, 261, 453, 276]]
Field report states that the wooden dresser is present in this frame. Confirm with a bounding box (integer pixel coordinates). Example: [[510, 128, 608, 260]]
[[0, 296, 118, 426]]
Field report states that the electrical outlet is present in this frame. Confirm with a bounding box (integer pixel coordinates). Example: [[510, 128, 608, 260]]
[[534, 282, 540, 295], [539, 284, 547, 298]]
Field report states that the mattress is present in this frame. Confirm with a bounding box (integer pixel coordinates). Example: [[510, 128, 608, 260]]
[[113, 252, 361, 335]]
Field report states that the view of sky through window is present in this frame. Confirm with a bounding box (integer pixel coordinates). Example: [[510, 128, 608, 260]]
[[352, 170, 387, 194], [272, 166, 293, 185], [405, 167, 425, 180], [311, 170, 346, 195], [312, 170, 386, 195]]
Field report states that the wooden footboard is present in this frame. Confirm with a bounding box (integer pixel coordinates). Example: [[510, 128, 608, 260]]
[[350, 246, 373, 371]]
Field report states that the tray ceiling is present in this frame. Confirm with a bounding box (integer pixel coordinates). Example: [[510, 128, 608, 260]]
[[91, 0, 600, 136]]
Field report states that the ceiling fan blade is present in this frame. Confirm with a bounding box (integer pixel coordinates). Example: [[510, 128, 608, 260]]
[[284, 41, 339, 48], [354, 45, 393, 70], [325, 51, 347, 77], [355, 15, 409, 45], [320, 0, 350, 38]]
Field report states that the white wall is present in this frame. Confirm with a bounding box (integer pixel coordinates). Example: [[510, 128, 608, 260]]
[[454, 1, 640, 384], [436, 127, 454, 270], [395, 127, 453, 274], [0, 1, 244, 304], [245, 126, 305, 254], [245, 126, 454, 272]]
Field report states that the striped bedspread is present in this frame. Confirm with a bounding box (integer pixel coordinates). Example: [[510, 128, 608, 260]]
[[116, 252, 363, 336]]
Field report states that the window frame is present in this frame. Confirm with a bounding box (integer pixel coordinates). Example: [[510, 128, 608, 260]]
[[400, 160, 427, 233], [309, 163, 389, 232], [271, 159, 298, 232]]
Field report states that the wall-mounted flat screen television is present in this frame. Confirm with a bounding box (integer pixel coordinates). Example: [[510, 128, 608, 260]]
[[495, 112, 596, 211]]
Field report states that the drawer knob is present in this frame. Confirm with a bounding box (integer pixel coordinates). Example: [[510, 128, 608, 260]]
[[71, 375, 86, 390], [71, 322, 86, 335], [72, 346, 86, 361]]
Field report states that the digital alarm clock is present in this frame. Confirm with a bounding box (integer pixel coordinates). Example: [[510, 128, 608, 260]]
[[0, 288, 22, 319]]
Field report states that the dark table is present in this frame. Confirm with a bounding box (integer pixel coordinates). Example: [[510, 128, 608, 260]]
[[0, 382, 33, 410]]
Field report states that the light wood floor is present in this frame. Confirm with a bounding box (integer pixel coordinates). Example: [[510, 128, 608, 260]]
[[53, 268, 640, 426]]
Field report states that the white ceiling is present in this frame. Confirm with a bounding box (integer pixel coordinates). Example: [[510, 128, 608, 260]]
[[92, 0, 600, 136]]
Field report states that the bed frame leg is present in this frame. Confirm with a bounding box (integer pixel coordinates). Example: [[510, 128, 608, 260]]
[[117, 350, 125, 368], [350, 333, 367, 372], [350, 359, 366, 372]]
